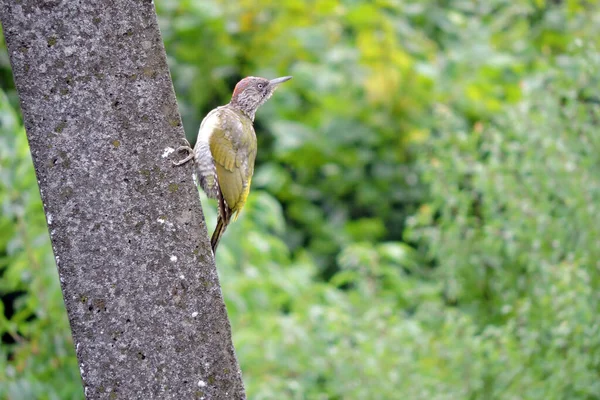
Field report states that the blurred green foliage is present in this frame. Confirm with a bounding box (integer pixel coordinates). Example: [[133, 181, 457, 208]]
[[2, 0, 600, 398]]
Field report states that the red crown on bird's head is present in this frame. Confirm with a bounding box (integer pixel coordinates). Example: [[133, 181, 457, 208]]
[[232, 77, 256, 97]]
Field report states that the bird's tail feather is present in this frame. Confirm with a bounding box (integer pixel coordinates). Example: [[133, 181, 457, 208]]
[[211, 192, 231, 254], [211, 215, 227, 253]]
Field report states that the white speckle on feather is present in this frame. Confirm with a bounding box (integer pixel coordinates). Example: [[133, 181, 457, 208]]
[[170, 255, 178, 262], [192, 312, 198, 318], [162, 147, 175, 158], [157, 217, 165, 224], [198, 380, 207, 388], [47, 213, 53, 225], [180, 275, 185, 280]]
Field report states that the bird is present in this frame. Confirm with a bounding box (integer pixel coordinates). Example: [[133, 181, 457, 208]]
[[173, 75, 292, 253]]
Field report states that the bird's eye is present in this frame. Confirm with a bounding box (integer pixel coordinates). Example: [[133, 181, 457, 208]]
[[257, 83, 264, 89]]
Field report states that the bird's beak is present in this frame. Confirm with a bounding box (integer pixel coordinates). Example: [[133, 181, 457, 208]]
[[269, 76, 293, 86]]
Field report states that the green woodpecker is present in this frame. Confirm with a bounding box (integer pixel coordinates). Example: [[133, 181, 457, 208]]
[[174, 76, 292, 253]]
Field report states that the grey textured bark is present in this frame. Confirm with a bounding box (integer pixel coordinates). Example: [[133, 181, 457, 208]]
[[0, 1, 245, 399]]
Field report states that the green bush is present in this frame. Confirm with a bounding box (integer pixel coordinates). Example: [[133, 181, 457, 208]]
[[406, 45, 600, 399]]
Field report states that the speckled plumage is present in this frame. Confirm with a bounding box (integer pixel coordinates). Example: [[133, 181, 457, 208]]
[[175, 76, 292, 253], [194, 105, 256, 218]]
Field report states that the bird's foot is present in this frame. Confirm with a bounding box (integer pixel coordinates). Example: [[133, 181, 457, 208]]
[[172, 138, 194, 166]]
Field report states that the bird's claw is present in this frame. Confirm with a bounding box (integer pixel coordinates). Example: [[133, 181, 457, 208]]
[[179, 137, 191, 148], [172, 138, 194, 166], [177, 145, 193, 154]]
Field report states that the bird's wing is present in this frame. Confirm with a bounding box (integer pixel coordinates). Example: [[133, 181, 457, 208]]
[[208, 110, 256, 214], [194, 110, 222, 199]]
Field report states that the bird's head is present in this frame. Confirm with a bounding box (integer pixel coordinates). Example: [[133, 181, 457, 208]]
[[230, 76, 292, 120]]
